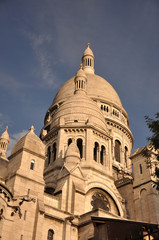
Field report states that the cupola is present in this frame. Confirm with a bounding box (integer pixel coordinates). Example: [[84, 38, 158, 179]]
[[82, 43, 95, 74], [0, 126, 9, 158], [74, 64, 87, 94]]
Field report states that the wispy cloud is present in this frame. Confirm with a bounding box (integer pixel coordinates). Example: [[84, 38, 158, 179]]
[[7, 129, 28, 157], [26, 32, 58, 88], [0, 72, 24, 90]]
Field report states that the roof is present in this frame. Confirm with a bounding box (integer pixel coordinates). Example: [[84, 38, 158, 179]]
[[51, 92, 107, 133], [51, 73, 123, 109], [11, 126, 45, 156]]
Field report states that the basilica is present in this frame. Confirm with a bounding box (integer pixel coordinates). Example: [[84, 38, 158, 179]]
[[0, 44, 159, 239]]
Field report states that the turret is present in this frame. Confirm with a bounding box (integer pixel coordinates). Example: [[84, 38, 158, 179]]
[[74, 64, 87, 94], [0, 126, 9, 159], [82, 43, 95, 74]]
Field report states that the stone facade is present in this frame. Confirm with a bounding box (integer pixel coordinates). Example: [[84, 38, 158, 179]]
[[0, 44, 158, 239]]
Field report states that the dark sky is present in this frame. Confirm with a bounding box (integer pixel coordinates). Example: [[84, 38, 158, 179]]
[[0, 0, 159, 154]]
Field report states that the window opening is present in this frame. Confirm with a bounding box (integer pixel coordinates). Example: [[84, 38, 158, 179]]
[[47, 229, 54, 240], [68, 138, 72, 146], [77, 138, 83, 158], [94, 142, 99, 162], [100, 145, 105, 165], [131, 164, 133, 173], [115, 140, 121, 162], [52, 143, 57, 162], [47, 146, 51, 165], [27, 189, 30, 196], [24, 210, 27, 220], [124, 146, 128, 167], [30, 160, 35, 170], [140, 164, 143, 174]]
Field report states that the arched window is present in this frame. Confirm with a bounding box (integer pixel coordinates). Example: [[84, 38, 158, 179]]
[[47, 229, 54, 240], [124, 146, 128, 167], [106, 106, 109, 112], [94, 142, 99, 162], [68, 138, 72, 146], [104, 106, 106, 111], [100, 145, 106, 165], [139, 164, 142, 174], [47, 146, 51, 165], [30, 160, 35, 170], [77, 138, 83, 158], [101, 105, 103, 110], [115, 140, 121, 162], [52, 143, 57, 162]]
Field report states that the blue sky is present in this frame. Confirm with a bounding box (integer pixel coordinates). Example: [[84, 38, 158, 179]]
[[0, 0, 159, 154]]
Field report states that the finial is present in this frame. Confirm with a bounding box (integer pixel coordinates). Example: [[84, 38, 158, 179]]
[[80, 64, 82, 69], [87, 43, 90, 48], [5, 126, 8, 131], [29, 125, 35, 132]]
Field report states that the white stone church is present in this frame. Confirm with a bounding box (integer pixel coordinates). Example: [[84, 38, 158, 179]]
[[0, 44, 159, 239]]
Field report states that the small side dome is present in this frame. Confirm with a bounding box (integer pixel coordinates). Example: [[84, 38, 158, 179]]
[[65, 139, 80, 158], [0, 126, 9, 142], [65, 139, 80, 164], [11, 126, 45, 156]]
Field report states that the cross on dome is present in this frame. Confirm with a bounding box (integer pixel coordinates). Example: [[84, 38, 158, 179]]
[[29, 125, 35, 132]]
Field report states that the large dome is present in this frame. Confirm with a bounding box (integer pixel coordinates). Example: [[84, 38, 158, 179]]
[[51, 73, 123, 110]]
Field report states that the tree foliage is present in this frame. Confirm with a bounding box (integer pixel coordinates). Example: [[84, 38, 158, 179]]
[[144, 113, 159, 189]]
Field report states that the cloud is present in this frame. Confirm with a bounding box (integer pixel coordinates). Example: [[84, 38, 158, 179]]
[[0, 72, 31, 91], [0, 72, 23, 90], [26, 32, 58, 88], [7, 129, 28, 157]]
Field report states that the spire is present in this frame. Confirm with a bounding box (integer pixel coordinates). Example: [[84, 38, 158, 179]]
[[0, 126, 9, 158], [74, 64, 87, 94], [82, 43, 95, 74]]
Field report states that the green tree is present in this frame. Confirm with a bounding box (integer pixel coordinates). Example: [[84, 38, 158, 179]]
[[144, 113, 159, 189]]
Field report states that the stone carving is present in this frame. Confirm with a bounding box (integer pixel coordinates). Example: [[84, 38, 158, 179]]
[[91, 192, 110, 211]]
